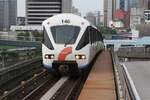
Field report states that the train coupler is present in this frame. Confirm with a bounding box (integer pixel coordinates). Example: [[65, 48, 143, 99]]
[[52, 61, 80, 77]]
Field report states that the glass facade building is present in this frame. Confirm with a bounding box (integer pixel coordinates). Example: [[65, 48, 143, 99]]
[[0, 0, 17, 31], [120, 0, 125, 10]]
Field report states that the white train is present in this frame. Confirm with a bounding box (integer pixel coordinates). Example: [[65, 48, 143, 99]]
[[42, 14, 104, 76]]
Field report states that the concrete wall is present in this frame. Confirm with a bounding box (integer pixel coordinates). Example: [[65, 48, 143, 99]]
[[136, 23, 150, 37]]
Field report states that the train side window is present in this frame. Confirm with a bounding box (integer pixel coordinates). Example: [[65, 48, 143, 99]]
[[95, 29, 98, 42], [90, 27, 94, 44], [43, 27, 54, 50], [91, 27, 97, 43], [95, 29, 99, 42], [93, 28, 95, 43], [89, 26, 103, 43], [96, 30, 99, 41], [76, 27, 90, 50], [100, 32, 103, 41], [89, 27, 92, 43], [97, 30, 103, 42]]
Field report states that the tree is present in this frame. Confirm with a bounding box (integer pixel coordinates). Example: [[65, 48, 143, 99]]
[[97, 25, 117, 35], [31, 30, 42, 41], [17, 31, 30, 41]]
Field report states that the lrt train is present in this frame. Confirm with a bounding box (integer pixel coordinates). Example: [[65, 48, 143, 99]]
[[42, 14, 104, 76]]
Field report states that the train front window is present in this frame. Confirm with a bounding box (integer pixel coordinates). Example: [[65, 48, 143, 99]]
[[51, 25, 80, 44], [43, 27, 54, 50]]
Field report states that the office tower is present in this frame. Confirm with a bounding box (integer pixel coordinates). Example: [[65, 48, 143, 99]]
[[26, 0, 72, 25], [0, 0, 17, 31], [104, 0, 113, 26], [104, 0, 108, 26]]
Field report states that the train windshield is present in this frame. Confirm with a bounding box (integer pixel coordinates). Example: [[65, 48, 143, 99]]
[[51, 25, 80, 44]]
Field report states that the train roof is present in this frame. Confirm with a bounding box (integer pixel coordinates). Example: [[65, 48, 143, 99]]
[[42, 13, 92, 27]]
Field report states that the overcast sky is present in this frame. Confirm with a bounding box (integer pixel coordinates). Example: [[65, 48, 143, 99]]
[[17, 0, 104, 17]]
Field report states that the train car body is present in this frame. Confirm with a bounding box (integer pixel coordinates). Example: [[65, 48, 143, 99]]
[[42, 14, 104, 76]]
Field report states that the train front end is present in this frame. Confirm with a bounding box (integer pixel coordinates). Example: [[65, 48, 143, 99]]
[[42, 14, 91, 76]]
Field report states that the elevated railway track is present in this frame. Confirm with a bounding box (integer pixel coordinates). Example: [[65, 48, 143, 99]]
[[0, 50, 142, 100]]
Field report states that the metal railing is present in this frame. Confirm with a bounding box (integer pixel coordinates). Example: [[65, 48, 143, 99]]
[[0, 35, 42, 42], [111, 50, 141, 100], [118, 47, 150, 59], [0, 47, 41, 69], [0, 58, 42, 86]]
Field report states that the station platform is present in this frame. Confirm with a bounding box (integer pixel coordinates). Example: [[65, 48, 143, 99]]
[[78, 51, 116, 100], [124, 61, 150, 100]]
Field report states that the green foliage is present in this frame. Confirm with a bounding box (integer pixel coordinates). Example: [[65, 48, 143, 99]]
[[17, 30, 42, 41], [31, 30, 42, 41], [97, 26, 117, 35], [17, 32, 30, 41], [0, 45, 16, 49]]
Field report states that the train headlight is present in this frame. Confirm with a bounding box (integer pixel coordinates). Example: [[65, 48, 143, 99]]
[[45, 54, 55, 59], [75, 55, 80, 59], [75, 54, 86, 60], [81, 55, 86, 59]]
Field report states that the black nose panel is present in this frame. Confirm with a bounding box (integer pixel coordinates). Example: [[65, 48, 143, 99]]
[[52, 61, 80, 76]]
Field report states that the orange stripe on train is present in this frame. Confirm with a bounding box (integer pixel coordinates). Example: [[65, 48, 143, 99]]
[[58, 47, 72, 61]]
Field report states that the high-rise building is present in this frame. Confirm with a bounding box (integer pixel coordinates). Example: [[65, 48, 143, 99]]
[[72, 6, 81, 16], [96, 11, 101, 25], [125, 0, 129, 11], [0, 0, 17, 31], [130, 8, 143, 28], [129, 0, 150, 26], [120, 0, 125, 10], [104, 0, 108, 26], [86, 11, 101, 26], [129, 0, 150, 9], [116, 0, 129, 11], [104, 0, 130, 28], [130, 0, 138, 8], [104, 0, 114, 26], [148, 0, 150, 9], [26, 0, 72, 25], [85, 12, 96, 26], [115, 0, 120, 10], [144, 0, 150, 9], [61, 0, 72, 13]]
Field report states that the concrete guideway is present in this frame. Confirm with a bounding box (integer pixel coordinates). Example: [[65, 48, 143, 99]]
[[40, 77, 69, 100], [124, 61, 150, 100], [78, 51, 116, 100]]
